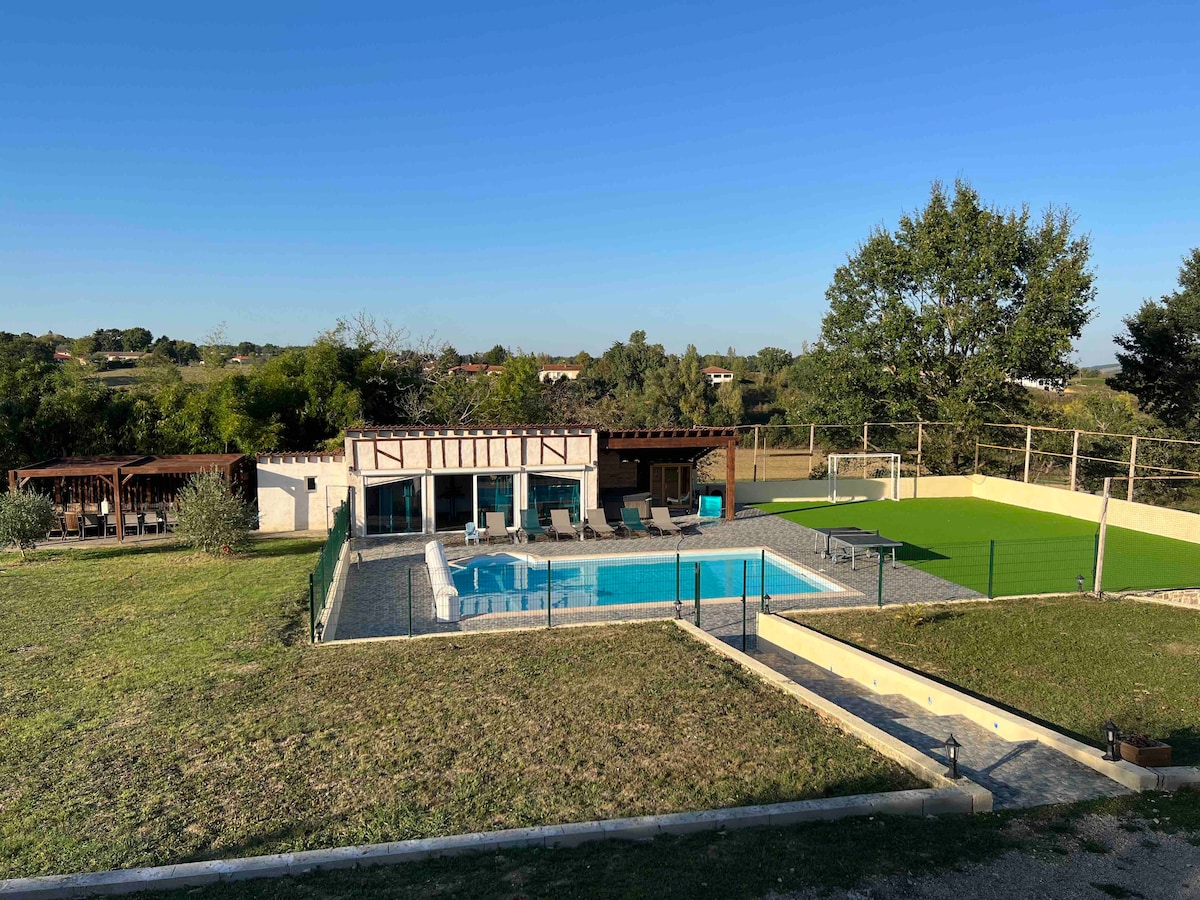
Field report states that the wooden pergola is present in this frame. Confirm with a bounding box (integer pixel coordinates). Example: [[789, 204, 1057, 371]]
[[599, 428, 737, 519], [8, 454, 253, 541]]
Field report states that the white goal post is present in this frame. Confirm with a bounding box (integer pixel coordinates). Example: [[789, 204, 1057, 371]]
[[827, 453, 902, 503]]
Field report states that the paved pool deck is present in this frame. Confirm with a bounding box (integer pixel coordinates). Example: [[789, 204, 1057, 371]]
[[329, 507, 982, 641]]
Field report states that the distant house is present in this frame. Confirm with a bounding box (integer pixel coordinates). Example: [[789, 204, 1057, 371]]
[[538, 364, 584, 383], [53, 350, 74, 362], [702, 366, 735, 386], [1013, 375, 1066, 392], [229, 355, 254, 365], [450, 364, 504, 377], [102, 351, 148, 363]]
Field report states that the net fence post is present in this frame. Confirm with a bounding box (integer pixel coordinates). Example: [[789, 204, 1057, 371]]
[[407, 567, 413, 638], [1094, 477, 1111, 597], [547, 560, 553, 629], [693, 562, 700, 626], [987, 540, 996, 598]]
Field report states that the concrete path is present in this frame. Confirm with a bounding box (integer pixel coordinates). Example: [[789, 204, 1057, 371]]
[[751, 648, 1130, 809]]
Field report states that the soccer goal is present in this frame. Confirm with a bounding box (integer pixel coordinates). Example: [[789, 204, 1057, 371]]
[[827, 453, 901, 503]]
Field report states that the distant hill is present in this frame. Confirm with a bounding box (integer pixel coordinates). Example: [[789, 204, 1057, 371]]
[[1081, 362, 1121, 376]]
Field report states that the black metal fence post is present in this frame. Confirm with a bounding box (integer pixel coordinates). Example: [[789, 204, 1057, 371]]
[[693, 562, 701, 626], [760, 548, 766, 611], [876, 548, 884, 608], [547, 560, 553, 629], [987, 539, 996, 598], [407, 567, 413, 638], [741, 558, 748, 652]]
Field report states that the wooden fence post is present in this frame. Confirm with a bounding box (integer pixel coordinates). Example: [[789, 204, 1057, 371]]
[[1069, 430, 1080, 492], [1023, 426, 1033, 483], [1127, 436, 1138, 502]]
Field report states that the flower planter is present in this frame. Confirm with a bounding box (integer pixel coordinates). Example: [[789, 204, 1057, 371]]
[[1119, 739, 1172, 768]]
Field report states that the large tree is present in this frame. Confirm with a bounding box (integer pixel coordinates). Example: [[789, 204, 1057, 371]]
[[807, 180, 1094, 432], [1110, 249, 1200, 431]]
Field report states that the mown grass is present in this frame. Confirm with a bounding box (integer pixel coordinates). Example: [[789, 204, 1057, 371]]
[[142, 788, 1200, 900], [759, 497, 1200, 594], [789, 595, 1200, 763], [0, 540, 917, 879]]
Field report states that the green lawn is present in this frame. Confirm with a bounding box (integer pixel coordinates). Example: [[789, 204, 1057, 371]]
[[759, 497, 1200, 595], [789, 595, 1200, 764], [0, 540, 917, 879]]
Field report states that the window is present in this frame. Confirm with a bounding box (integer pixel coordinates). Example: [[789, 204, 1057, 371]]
[[527, 474, 581, 523], [306, 476, 318, 492]]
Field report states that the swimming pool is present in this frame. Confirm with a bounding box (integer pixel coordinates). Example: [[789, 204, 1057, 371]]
[[450, 549, 844, 618]]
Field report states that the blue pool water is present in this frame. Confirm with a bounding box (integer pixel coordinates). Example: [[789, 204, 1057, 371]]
[[450, 550, 840, 617]]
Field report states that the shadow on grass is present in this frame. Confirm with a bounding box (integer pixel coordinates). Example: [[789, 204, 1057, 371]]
[[758, 500, 871, 517]]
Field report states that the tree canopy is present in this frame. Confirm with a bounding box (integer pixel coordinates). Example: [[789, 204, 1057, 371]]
[[802, 180, 1094, 428], [1110, 248, 1200, 431]]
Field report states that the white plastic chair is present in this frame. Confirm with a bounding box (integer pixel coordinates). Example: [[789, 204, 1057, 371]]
[[464, 521, 482, 546]]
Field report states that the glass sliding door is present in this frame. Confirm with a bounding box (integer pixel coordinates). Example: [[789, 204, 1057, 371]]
[[365, 478, 422, 535], [527, 474, 581, 523], [650, 464, 693, 507], [434, 474, 474, 531], [476, 474, 514, 527]]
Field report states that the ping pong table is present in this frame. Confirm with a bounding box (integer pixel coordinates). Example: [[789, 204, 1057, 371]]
[[812, 526, 879, 557], [828, 532, 904, 570]]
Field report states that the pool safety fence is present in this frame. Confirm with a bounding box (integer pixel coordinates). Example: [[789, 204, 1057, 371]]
[[389, 550, 853, 646], [309, 495, 350, 642]]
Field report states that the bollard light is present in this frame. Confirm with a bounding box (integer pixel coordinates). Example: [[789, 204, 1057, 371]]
[[763, 594, 771, 615], [943, 734, 961, 779], [674, 598, 683, 620], [1102, 719, 1120, 761], [1077, 574, 1084, 592]]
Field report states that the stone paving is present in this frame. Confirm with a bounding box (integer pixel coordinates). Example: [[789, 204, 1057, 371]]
[[752, 648, 1131, 809], [328, 507, 982, 641]]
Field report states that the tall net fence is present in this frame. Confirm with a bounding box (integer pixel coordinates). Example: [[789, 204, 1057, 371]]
[[309, 496, 350, 642], [734, 422, 965, 482]]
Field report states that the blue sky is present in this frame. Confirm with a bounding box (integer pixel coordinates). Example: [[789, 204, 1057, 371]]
[[2, 2, 1197, 363]]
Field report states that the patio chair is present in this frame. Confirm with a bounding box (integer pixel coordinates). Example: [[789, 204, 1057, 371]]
[[63, 512, 82, 541], [81, 514, 103, 539], [464, 521, 482, 546], [485, 511, 516, 544], [518, 508, 549, 543], [143, 510, 164, 535], [548, 508, 582, 541], [164, 510, 178, 532], [698, 494, 723, 526], [620, 507, 649, 537], [104, 514, 119, 537], [584, 509, 618, 539], [48, 514, 64, 541], [123, 512, 142, 536], [648, 506, 682, 537]]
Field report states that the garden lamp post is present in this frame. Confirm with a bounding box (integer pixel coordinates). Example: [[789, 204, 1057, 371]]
[[943, 734, 961, 779], [1103, 720, 1120, 761]]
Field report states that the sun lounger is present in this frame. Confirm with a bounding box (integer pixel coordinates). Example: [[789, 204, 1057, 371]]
[[485, 511, 516, 544], [548, 508, 582, 541], [697, 494, 723, 526], [648, 506, 682, 536], [519, 508, 549, 543], [620, 507, 649, 536], [584, 509, 618, 539]]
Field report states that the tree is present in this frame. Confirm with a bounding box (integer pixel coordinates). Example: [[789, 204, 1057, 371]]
[[807, 180, 1094, 447], [121, 327, 153, 351], [174, 470, 256, 556], [756, 346, 793, 375], [1110, 248, 1200, 431], [480, 344, 510, 366], [0, 489, 57, 559]]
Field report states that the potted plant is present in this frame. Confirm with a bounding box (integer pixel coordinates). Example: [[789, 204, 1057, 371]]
[[1119, 732, 1172, 767]]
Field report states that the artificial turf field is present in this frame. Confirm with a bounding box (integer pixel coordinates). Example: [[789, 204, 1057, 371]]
[[758, 497, 1200, 596]]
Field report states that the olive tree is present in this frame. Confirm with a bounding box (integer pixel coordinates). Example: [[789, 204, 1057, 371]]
[[174, 470, 256, 556], [0, 489, 57, 558]]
